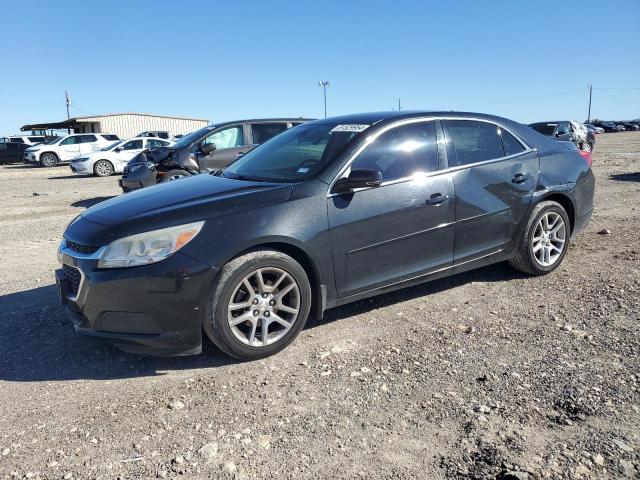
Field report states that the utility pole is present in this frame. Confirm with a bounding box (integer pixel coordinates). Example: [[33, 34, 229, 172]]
[[65, 91, 71, 133], [319, 81, 330, 118], [398, 98, 402, 111], [587, 85, 592, 124]]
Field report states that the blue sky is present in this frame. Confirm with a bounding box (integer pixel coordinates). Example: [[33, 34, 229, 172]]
[[1, 0, 639, 134]]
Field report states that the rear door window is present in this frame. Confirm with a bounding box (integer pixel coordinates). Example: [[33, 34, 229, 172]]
[[499, 128, 526, 156], [350, 121, 440, 181], [101, 134, 119, 141], [78, 135, 98, 144], [251, 123, 288, 144], [444, 120, 505, 166]]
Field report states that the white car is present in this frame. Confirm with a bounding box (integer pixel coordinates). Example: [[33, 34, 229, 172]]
[[23, 133, 120, 167], [69, 137, 173, 177]]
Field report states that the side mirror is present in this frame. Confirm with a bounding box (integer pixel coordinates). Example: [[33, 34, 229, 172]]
[[332, 168, 382, 194], [201, 142, 216, 155], [114, 147, 122, 152]]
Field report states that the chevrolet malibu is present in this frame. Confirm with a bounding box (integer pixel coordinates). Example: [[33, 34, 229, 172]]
[[56, 111, 595, 359]]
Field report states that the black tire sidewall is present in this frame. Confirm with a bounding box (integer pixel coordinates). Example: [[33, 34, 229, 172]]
[[525, 203, 570, 274], [94, 160, 113, 177], [207, 252, 312, 360]]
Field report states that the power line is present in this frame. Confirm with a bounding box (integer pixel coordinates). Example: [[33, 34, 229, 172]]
[[466, 87, 588, 107]]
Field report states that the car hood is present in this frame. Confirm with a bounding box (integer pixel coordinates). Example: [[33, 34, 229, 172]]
[[73, 174, 294, 242]]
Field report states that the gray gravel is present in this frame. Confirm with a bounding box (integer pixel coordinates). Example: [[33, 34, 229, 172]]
[[0, 133, 639, 479]]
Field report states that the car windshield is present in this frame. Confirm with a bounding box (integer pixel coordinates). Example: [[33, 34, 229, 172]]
[[224, 122, 363, 182], [43, 137, 62, 145], [172, 127, 214, 148], [103, 140, 123, 151]]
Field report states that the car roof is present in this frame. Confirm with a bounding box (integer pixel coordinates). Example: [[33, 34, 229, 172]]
[[305, 111, 526, 128], [211, 118, 315, 128]]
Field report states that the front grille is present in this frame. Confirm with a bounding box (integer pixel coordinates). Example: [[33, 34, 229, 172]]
[[62, 264, 82, 295], [66, 240, 99, 255]]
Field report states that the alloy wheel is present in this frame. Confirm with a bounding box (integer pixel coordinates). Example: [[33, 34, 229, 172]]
[[41, 154, 56, 167], [531, 212, 566, 267], [582, 142, 592, 153], [227, 267, 301, 347], [95, 161, 112, 176]]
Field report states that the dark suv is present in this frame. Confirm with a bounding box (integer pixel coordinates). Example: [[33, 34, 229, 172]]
[[119, 118, 312, 192]]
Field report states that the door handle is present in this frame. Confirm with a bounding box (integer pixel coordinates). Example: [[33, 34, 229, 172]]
[[512, 173, 527, 184], [427, 193, 450, 206]]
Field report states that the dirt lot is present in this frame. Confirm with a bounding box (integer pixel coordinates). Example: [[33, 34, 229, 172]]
[[0, 133, 639, 480]]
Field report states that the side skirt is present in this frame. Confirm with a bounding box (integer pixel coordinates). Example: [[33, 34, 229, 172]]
[[325, 249, 511, 310]]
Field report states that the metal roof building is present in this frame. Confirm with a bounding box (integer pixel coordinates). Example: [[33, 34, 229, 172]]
[[21, 113, 209, 138]]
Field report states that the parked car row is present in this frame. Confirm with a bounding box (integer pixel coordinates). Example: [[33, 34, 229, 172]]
[[589, 120, 640, 132]]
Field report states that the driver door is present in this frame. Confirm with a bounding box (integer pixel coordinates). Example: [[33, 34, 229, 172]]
[[328, 120, 455, 298], [198, 124, 248, 170]]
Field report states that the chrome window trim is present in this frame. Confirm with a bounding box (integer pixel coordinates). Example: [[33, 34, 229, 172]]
[[326, 116, 533, 198]]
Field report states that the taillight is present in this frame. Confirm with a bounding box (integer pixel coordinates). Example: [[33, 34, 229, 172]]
[[578, 150, 592, 167]]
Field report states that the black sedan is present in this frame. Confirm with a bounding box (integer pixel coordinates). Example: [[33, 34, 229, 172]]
[[56, 111, 595, 359]]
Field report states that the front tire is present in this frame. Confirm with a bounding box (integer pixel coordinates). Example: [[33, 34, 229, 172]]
[[161, 169, 190, 182], [509, 201, 570, 276], [204, 250, 312, 360], [581, 141, 593, 153], [93, 160, 114, 177], [40, 153, 58, 167]]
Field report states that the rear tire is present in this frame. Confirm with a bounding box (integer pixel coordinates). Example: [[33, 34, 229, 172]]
[[204, 250, 312, 360], [509, 201, 570, 276], [40, 153, 58, 167], [93, 160, 114, 177], [161, 169, 189, 182]]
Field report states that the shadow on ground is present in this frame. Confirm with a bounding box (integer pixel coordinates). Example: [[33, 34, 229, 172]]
[[71, 196, 115, 208], [610, 172, 640, 182], [0, 262, 522, 383]]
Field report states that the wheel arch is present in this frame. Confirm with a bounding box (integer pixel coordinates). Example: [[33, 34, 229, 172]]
[[94, 159, 115, 172], [40, 151, 59, 159], [539, 192, 575, 234], [230, 239, 325, 321]]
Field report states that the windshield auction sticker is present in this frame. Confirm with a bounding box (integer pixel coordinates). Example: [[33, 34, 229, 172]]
[[331, 124, 370, 133]]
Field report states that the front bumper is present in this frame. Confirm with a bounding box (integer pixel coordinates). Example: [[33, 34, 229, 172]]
[[23, 153, 39, 164], [56, 240, 217, 356], [70, 162, 91, 174], [120, 163, 157, 192]]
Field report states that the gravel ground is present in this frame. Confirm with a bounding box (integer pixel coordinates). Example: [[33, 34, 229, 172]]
[[0, 133, 639, 480]]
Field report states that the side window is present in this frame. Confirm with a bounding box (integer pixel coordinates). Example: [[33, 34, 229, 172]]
[[28, 137, 44, 143], [556, 122, 571, 135], [122, 139, 143, 150], [146, 139, 169, 148], [9, 137, 24, 143], [499, 128, 526, 156], [60, 136, 79, 145], [202, 126, 244, 149], [78, 135, 97, 144], [444, 120, 505, 165], [350, 121, 439, 182], [251, 123, 288, 144]]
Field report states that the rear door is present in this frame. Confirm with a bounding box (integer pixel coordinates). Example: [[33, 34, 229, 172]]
[[198, 124, 247, 170], [77, 134, 99, 155], [443, 119, 538, 262], [328, 120, 455, 298]]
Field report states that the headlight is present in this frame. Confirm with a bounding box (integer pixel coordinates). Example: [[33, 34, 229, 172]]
[[98, 221, 204, 268]]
